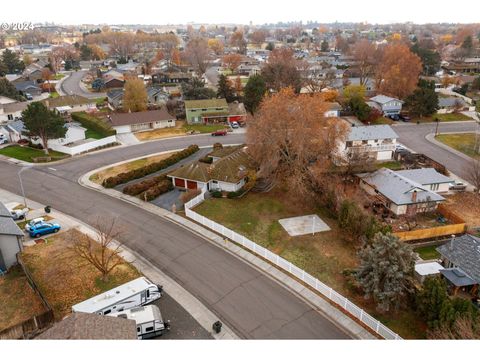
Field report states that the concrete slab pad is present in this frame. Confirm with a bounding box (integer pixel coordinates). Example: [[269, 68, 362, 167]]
[[278, 215, 330, 237]]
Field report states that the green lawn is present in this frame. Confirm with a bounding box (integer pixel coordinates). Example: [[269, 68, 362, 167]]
[[194, 189, 427, 338], [0, 146, 68, 163], [436, 133, 480, 159], [53, 74, 65, 80], [377, 160, 403, 170], [371, 117, 394, 125], [85, 128, 104, 140], [414, 245, 440, 260], [414, 112, 473, 123], [48, 91, 60, 98], [184, 124, 227, 133]]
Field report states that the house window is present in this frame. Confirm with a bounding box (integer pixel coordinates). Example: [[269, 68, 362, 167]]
[[362, 140, 368, 145], [7, 114, 13, 120], [145, 327, 154, 332], [202, 108, 207, 111], [431, 184, 439, 191], [346, 141, 352, 147], [103, 309, 111, 315]]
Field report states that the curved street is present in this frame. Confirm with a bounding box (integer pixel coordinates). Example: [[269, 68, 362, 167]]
[[60, 70, 106, 99], [0, 134, 349, 339]]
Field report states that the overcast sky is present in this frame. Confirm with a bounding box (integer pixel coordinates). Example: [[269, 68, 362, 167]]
[[2, 0, 480, 25]]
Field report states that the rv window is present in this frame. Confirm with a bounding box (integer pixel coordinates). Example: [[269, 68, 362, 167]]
[[137, 327, 141, 333], [145, 327, 154, 332], [117, 314, 127, 319], [103, 310, 111, 315], [146, 289, 150, 298]]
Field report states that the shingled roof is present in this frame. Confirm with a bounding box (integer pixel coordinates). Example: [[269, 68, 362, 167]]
[[437, 234, 480, 283], [109, 109, 175, 126], [0, 202, 24, 237], [184, 98, 228, 109]]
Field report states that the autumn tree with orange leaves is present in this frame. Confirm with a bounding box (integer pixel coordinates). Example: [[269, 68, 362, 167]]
[[374, 43, 422, 99], [222, 53, 242, 73], [247, 88, 348, 195], [262, 48, 305, 93]]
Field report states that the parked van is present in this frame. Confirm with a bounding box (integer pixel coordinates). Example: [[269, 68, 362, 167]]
[[72, 277, 163, 315], [108, 305, 170, 339]]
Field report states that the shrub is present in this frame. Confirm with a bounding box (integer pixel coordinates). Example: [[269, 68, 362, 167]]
[[141, 180, 174, 201], [227, 188, 246, 199], [213, 142, 223, 151], [211, 190, 222, 198], [123, 174, 168, 196], [198, 156, 213, 164], [103, 145, 199, 188], [71, 112, 116, 137]]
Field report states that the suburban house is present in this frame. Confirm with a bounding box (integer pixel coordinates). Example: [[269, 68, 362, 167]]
[[227, 101, 247, 123], [152, 71, 192, 84], [168, 146, 255, 192], [394, 168, 454, 193], [342, 124, 398, 161], [107, 87, 169, 110], [14, 80, 42, 97], [22, 61, 47, 82], [436, 234, 480, 296], [0, 101, 28, 123], [184, 98, 229, 124], [0, 201, 24, 272], [438, 97, 469, 113], [37, 312, 137, 340], [324, 102, 342, 118], [41, 95, 96, 115], [108, 108, 176, 134], [103, 70, 126, 89], [443, 58, 480, 73], [357, 168, 445, 216], [367, 95, 403, 116]]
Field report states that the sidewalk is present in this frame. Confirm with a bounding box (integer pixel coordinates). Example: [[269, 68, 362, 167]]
[[80, 167, 376, 339], [0, 188, 238, 340]]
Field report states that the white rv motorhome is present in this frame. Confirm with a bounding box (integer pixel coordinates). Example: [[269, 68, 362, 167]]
[[72, 277, 163, 315], [108, 305, 170, 339]]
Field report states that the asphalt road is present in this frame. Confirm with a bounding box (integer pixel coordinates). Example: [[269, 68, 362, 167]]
[[393, 121, 477, 179], [60, 70, 106, 99], [0, 134, 349, 339]]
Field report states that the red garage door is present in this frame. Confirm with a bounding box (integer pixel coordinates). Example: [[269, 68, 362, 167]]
[[186, 180, 197, 190], [174, 178, 185, 188]]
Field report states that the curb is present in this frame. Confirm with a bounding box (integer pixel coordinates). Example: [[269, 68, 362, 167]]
[[426, 132, 477, 163], [79, 155, 377, 339]]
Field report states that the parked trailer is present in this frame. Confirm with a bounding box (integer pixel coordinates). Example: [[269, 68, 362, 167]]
[[72, 277, 163, 315], [108, 305, 170, 339]]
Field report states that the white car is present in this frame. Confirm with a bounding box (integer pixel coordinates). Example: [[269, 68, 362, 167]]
[[25, 217, 46, 231], [0, 135, 7, 145], [10, 208, 28, 221]]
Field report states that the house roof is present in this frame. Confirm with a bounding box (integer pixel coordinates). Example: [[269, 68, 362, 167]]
[[347, 125, 398, 141], [36, 312, 137, 340], [169, 146, 255, 184], [358, 168, 445, 205], [184, 98, 228, 110], [415, 262, 444, 276], [107, 89, 124, 100], [327, 102, 342, 111], [209, 145, 244, 159], [14, 80, 40, 92], [0, 101, 28, 114], [395, 168, 453, 186], [0, 202, 24, 236], [369, 95, 402, 104], [437, 234, 480, 283], [438, 97, 468, 108], [440, 268, 478, 287], [41, 95, 93, 108], [109, 109, 175, 127]]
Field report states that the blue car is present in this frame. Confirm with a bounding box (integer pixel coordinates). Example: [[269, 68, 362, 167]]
[[29, 222, 61, 238]]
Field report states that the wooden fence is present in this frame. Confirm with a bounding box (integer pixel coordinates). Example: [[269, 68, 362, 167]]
[[394, 205, 466, 242], [0, 256, 55, 339]]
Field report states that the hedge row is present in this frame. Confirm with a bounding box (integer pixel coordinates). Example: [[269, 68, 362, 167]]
[[123, 174, 168, 196], [141, 180, 174, 201], [227, 187, 246, 199], [103, 145, 199, 188], [71, 112, 116, 137]]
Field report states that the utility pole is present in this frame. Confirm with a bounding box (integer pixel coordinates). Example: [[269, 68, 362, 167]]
[[435, 118, 440, 137], [18, 166, 32, 209]]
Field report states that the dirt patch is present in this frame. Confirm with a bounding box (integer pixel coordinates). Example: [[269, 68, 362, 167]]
[[443, 192, 480, 228], [0, 266, 46, 331], [90, 153, 172, 184], [20, 229, 141, 319], [135, 120, 187, 141]]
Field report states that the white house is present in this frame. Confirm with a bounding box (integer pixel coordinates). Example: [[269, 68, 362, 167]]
[[367, 95, 403, 116], [0, 202, 24, 271], [324, 102, 342, 118], [41, 95, 97, 114], [168, 147, 254, 192], [342, 124, 398, 161], [0, 102, 28, 123], [394, 168, 454, 193], [109, 109, 176, 134]]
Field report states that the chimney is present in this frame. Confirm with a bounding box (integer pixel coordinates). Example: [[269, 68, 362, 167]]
[[411, 190, 417, 203], [450, 234, 455, 251]]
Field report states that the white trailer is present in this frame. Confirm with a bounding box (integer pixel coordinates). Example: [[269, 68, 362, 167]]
[[108, 305, 170, 339], [72, 277, 163, 315]]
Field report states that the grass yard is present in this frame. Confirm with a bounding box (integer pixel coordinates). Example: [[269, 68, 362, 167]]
[[377, 160, 403, 170], [48, 91, 60, 98], [90, 152, 172, 184], [53, 73, 65, 80], [194, 188, 427, 338], [0, 266, 46, 331], [371, 117, 394, 125], [0, 145, 68, 163], [414, 245, 440, 260], [184, 123, 227, 134], [20, 229, 141, 319], [414, 112, 473, 123], [85, 128, 105, 140], [436, 133, 480, 159]]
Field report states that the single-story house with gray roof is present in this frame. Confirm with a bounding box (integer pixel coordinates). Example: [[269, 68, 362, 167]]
[[357, 168, 445, 216], [394, 168, 454, 193], [437, 234, 480, 296], [367, 95, 403, 116], [0, 201, 24, 271], [342, 124, 398, 161], [108, 109, 176, 134]]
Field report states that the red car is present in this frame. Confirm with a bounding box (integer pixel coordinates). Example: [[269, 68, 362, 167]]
[[211, 129, 227, 136]]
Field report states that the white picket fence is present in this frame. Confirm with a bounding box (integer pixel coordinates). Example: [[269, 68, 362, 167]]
[[185, 192, 402, 340]]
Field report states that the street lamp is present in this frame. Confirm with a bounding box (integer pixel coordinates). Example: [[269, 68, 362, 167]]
[[18, 165, 32, 209]]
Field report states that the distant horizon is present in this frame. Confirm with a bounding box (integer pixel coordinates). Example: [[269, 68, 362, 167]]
[[2, 0, 480, 27]]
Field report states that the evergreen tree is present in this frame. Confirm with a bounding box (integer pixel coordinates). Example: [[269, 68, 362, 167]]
[[266, 42, 275, 51], [22, 102, 67, 155], [416, 277, 450, 328], [356, 232, 416, 312], [243, 74, 266, 114], [321, 39, 329, 52], [181, 77, 216, 100], [0, 77, 24, 101], [216, 74, 236, 102], [411, 43, 441, 76], [405, 86, 439, 118], [1, 49, 25, 74]]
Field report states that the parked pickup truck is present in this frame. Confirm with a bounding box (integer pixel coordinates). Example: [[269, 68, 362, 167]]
[[449, 181, 467, 191]]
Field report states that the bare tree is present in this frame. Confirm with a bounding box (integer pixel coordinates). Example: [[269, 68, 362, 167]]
[[185, 37, 210, 77], [465, 159, 480, 194], [351, 40, 377, 87], [70, 217, 127, 281]]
